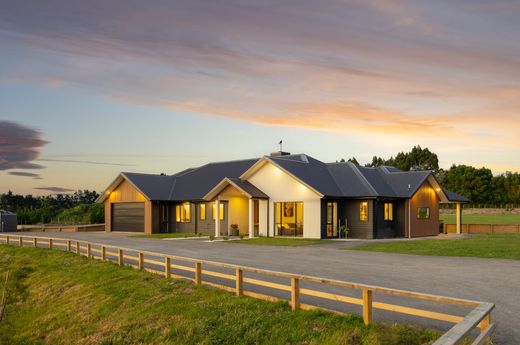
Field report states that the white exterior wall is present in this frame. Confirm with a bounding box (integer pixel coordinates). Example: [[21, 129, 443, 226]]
[[258, 199, 268, 236], [247, 162, 322, 239]]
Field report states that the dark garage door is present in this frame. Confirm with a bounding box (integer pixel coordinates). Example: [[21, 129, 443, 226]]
[[112, 202, 144, 232]]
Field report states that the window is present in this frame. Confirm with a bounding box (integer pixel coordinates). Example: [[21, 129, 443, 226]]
[[417, 207, 430, 219], [199, 204, 206, 221], [384, 203, 393, 221], [175, 203, 191, 223], [359, 202, 369, 222], [212, 202, 224, 221], [274, 202, 303, 236], [326, 202, 338, 237]]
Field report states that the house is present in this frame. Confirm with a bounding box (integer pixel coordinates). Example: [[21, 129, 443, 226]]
[[97, 151, 468, 239]]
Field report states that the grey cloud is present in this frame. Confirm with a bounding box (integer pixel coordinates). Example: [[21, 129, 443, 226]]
[[7, 171, 42, 178], [34, 186, 75, 193], [0, 121, 48, 171]]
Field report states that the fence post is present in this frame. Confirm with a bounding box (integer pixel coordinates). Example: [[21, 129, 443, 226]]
[[49, 238, 53, 249], [6, 236, 9, 245], [87, 243, 91, 258], [362, 289, 373, 325], [195, 262, 202, 285], [164, 257, 171, 278], [76, 241, 80, 255], [118, 249, 123, 266], [33, 237, 37, 247], [235, 268, 243, 296], [291, 277, 300, 311], [19, 237, 23, 247], [478, 313, 492, 345], [67, 240, 71, 252], [102, 246, 106, 261], [138, 252, 144, 270]]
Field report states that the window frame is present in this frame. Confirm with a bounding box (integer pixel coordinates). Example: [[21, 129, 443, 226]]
[[384, 202, 393, 221], [199, 204, 206, 221], [417, 207, 430, 219], [175, 203, 191, 223], [212, 202, 225, 221], [359, 201, 369, 222]]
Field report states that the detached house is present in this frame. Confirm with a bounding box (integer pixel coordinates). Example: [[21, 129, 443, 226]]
[[97, 151, 468, 239]]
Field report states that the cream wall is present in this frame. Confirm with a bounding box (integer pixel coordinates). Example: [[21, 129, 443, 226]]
[[247, 162, 322, 239], [219, 185, 249, 235]]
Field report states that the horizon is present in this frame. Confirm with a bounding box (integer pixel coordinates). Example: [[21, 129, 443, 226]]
[[1, 1, 519, 195]]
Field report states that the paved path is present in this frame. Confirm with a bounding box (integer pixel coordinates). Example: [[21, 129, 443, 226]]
[[7, 232, 520, 344]]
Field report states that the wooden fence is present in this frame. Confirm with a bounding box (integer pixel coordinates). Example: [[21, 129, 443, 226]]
[[0, 234, 495, 345], [444, 223, 520, 234], [16, 224, 104, 232]]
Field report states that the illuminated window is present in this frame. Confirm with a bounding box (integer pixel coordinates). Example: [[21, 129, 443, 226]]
[[212, 203, 224, 221], [274, 202, 303, 236], [384, 203, 393, 221], [175, 203, 191, 223], [359, 202, 369, 222], [417, 207, 430, 219], [199, 204, 206, 221]]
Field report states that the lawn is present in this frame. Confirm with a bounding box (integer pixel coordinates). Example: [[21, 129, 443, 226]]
[[0, 245, 438, 345], [129, 233, 202, 239], [440, 213, 520, 224], [229, 237, 328, 246], [347, 234, 520, 260]]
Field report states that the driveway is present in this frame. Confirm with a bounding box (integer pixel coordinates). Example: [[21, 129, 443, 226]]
[[7, 231, 520, 344]]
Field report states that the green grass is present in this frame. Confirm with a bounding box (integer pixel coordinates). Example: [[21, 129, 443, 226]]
[[129, 233, 202, 239], [347, 234, 520, 260], [229, 237, 328, 246], [0, 245, 438, 345], [440, 213, 520, 224]]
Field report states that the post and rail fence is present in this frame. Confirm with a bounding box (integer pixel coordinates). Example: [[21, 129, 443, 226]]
[[0, 234, 494, 345]]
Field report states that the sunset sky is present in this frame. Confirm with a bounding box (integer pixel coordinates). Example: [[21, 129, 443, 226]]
[[1, 0, 519, 195]]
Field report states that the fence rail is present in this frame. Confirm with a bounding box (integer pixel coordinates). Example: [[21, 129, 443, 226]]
[[16, 224, 104, 232], [0, 234, 494, 345], [444, 223, 520, 234]]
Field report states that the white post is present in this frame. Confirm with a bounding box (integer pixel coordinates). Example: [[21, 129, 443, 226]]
[[248, 198, 254, 238], [456, 203, 462, 234], [215, 199, 220, 237]]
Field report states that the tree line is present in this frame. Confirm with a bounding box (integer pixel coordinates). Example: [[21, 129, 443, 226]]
[[0, 190, 104, 225], [340, 146, 520, 208]]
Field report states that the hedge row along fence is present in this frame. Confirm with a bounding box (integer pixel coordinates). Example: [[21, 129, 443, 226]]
[[0, 234, 495, 345]]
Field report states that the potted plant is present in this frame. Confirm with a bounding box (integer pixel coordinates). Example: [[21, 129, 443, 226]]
[[229, 224, 239, 236], [339, 225, 350, 239]]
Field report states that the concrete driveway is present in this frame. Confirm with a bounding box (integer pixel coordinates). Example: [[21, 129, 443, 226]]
[[6, 231, 520, 344]]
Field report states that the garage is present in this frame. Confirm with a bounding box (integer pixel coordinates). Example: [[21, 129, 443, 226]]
[[111, 202, 145, 232]]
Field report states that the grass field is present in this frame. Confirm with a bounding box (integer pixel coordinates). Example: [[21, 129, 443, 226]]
[[0, 245, 438, 345], [440, 214, 520, 224], [229, 237, 327, 246], [129, 233, 202, 239], [347, 234, 520, 260]]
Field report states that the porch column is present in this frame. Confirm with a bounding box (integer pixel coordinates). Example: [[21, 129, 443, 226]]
[[215, 199, 220, 237], [248, 198, 254, 238], [456, 203, 462, 234]]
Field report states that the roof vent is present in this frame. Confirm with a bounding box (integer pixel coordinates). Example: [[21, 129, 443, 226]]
[[270, 151, 291, 157]]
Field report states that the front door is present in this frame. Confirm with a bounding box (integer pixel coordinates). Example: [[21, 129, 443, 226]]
[[159, 204, 169, 233], [326, 202, 338, 237]]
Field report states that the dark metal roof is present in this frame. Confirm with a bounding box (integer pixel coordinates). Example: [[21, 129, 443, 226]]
[[269, 154, 343, 196], [443, 189, 471, 203], [227, 178, 269, 199], [116, 154, 463, 202]]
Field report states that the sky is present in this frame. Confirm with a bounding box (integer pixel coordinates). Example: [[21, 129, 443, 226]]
[[1, 0, 519, 195]]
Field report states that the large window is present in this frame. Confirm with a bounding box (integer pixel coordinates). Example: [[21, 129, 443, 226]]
[[326, 202, 337, 237], [359, 202, 369, 222], [199, 204, 206, 221], [176, 203, 191, 223], [212, 202, 225, 221], [417, 207, 430, 219], [274, 202, 303, 236], [384, 202, 393, 221]]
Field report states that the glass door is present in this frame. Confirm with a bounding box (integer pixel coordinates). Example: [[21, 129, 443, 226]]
[[326, 202, 338, 237]]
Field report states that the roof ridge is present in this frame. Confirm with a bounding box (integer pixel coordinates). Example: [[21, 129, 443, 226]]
[[348, 162, 379, 196]]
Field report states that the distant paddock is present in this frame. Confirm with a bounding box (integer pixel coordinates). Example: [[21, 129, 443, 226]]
[[16, 224, 104, 232]]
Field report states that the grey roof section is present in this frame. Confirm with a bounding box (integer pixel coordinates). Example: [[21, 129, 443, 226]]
[[0, 210, 16, 215], [443, 189, 471, 203], [227, 178, 269, 199], [269, 154, 342, 196], [122, 172, 176, 201]]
